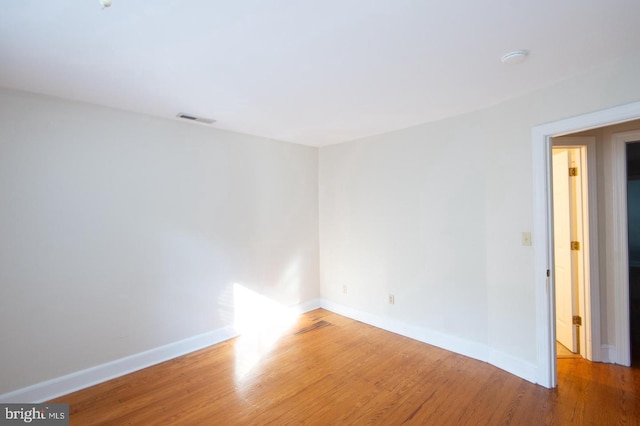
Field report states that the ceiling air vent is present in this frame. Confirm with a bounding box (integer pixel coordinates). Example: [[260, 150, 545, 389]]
[[176, 113, 216, 125]]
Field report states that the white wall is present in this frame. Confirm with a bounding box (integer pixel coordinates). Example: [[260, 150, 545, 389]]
[[319, 50, 640, 377], [0, 89, 319, 395]]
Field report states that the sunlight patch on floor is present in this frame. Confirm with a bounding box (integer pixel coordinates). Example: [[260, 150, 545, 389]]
[[233, 283, 298, 384]]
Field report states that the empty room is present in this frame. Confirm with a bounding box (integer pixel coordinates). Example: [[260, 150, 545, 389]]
[[1, 1, 640, 424]]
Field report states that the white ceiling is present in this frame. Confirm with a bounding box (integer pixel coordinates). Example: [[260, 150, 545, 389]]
[[1, 1, 639, 147]]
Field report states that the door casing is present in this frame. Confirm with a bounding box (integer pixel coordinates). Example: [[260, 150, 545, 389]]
[[606, 130, 640, 366], [532, 101, 640, 388]]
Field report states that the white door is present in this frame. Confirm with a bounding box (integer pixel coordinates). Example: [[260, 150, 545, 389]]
[[553, 149, 578, 352]]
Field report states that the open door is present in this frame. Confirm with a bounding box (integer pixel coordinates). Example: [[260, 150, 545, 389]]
[[553, 149, 578, 352]]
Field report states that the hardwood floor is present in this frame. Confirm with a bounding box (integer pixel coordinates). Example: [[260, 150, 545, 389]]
[[50, 309, 640, 425], [556, 341, 581, 359]]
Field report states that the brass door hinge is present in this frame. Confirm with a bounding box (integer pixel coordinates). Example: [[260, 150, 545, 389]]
[[571, 241, 580, 251], [569, 167, 578, 177], [573, 315, 582, 326]]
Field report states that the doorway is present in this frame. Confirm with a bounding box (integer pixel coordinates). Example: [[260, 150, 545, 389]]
[[551, 141, 593, 361], [532, 101, 640, 388], [626, 141, 640, 366]]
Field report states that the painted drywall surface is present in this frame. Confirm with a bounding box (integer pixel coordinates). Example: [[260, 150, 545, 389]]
[[319, 50, 640, 366], [0, 89, 319, 394], [319, 115, 490, 347]]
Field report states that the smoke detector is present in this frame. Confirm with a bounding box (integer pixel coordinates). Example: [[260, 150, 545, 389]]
[[100, 0, 112, 8], [176, 113, 216, 125], [501, 50, 529, 64]]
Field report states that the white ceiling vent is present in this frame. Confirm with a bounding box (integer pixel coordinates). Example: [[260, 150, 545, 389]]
[[176, 113, 216, 125]]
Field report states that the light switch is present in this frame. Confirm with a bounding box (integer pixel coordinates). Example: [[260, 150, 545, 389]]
[[522, 232, 532, 246]]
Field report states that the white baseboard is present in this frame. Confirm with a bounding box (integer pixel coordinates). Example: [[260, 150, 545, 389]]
[[0, 298, 322, 403], [320, 299, 537, 384], [2, 298, 539, 401], [487, 349, 537, 384], [0, 326, 238, 404], [600, 344, 617, 364], [293, 298, 322, 314], [320, 300, 489, 361]]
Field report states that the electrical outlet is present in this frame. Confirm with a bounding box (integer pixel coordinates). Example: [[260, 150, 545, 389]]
[[342, 285, 348, 294], [388, 294, 395, 304]]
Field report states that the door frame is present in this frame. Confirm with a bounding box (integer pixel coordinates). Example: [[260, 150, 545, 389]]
[[607, 130, 640, 366], [532, 100, 640, 388], [551, 140, 596, 359]]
